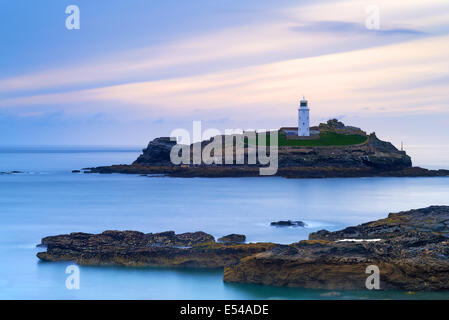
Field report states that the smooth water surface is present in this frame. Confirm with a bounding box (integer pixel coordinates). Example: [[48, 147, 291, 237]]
[[0, 146, 448, 299]]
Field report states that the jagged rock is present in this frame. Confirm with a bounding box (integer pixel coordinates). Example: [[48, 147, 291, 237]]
[[133, 137, 177, 166], [325, 119, 345, 129], [277, 133, 411, 170], [223, 206, 449, 291], [37, 230, 274, 268], [218, 234, 246, 244], [271, 220, 306, 227], [318, 119, 365, 135], [309, 206, 449, 240]]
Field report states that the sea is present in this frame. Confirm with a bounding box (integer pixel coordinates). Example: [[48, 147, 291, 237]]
[[0, 145, 448, 300]]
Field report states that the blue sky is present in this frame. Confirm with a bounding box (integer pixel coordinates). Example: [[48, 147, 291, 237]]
[[0, 0, 448, 149]]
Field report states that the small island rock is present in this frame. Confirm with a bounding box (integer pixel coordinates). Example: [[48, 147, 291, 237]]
[[218, 234, 246, 244], [271, 220, 306, 227]]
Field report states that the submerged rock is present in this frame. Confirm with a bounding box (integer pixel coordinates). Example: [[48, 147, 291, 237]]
[[271, 220, 306, 227], [224, 206, 449, 291], [0, 171, 23, 174]]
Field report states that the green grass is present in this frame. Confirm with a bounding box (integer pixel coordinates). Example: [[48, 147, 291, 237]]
[[246, 131, 368, 147]]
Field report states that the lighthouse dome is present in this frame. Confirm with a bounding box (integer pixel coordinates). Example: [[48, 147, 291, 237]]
[[300, 97, 308, 108]]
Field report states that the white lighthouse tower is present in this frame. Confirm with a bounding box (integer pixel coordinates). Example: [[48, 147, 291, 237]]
[[298, 97, 310, 136]]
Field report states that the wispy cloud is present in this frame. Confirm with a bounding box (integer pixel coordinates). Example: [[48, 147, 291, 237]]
[[2, 0, 446, 95], [0, 0, 448, 124], [1, 34, 448, 122]]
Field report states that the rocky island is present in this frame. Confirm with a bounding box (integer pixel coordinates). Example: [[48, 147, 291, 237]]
[[83, 120, 449, 178], [38, 206, 449, 291]]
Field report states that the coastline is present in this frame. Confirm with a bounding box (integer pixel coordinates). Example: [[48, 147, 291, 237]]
[[82, 164, 449, 179]]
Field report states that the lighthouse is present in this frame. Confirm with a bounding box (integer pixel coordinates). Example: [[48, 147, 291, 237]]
[[298, 97, 310, 136]]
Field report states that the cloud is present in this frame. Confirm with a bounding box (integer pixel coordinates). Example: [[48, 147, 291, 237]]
[[0, 22, 306, 93], [1, 0, 446, 96], [285, 0, 449, 29], [1, 33, 448, 123], [0, 0, 448, 127], [377, 28, 426, 35]]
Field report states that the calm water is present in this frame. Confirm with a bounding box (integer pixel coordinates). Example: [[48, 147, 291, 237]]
[[1, 146, 449, 299]]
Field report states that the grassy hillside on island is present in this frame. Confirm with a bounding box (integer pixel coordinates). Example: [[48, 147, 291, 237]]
[[249, 131, 368, 147], [279, 131, 368, 147]]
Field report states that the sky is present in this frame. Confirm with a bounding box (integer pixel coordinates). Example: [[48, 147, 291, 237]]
[[0, 0, 448, 153]]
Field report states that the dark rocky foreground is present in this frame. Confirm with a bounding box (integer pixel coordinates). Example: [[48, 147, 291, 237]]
[[37, 231, 274, 268], [224, 206, 449, 291], [38, 206, 449, 290]]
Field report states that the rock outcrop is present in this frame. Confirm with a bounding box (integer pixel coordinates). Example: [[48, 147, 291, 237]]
[[271, 220, 306, 227], [223, 206, 449, 291], [218, 234, 246, 244], [134, 137, 177, 166], [37, 207, 449, 290], [276, 133, 411, 170], [37, 230, 274, 268]]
